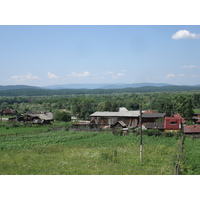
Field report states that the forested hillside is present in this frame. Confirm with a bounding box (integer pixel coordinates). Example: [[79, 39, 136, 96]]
[[0, 85, 200, 96]]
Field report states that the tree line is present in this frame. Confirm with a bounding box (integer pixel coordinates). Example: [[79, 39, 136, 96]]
[[1, 91, 200, 121]]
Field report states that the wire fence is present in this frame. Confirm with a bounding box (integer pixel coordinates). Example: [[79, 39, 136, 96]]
[[174, 134, 185, 175]]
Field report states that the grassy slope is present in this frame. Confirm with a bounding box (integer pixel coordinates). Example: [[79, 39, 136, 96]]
[[0, 126, 180, 175], [180, 137, 200, 175]]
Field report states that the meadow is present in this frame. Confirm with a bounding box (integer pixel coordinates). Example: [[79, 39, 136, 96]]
[[0, 123, 183, 175], [179, 137, 200, 175]]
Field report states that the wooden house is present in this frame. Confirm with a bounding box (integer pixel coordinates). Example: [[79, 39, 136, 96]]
[[90, 107, 140, 128], [2, 109, 17, 116], [21, 112, 54, 124], [142, 113, 166, 124]]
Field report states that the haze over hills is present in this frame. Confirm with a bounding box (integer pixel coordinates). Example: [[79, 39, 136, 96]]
[[0, 83, 200, 91], [0, 83, 200, 96], [43, 83, 171, 90], [0, 85, 40, 91], [1, 83, 171, 91]]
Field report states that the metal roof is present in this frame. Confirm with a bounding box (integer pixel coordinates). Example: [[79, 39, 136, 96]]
[[37, 112, 54, 120], [90, 110, 140, 117], [24, 112, 54, 120], [119, 107, 128, 112], [142, 113, 166, 118]]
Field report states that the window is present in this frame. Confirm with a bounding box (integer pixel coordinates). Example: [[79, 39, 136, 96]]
[[170, 121, 177, 125]]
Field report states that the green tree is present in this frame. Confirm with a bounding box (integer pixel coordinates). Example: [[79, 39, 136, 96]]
[[172, 95, 194, 120], [151, 95, 173, 116], [54, 111, 71, 122]]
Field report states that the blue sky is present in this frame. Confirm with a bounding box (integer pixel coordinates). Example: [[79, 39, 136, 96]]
[[1, 25, 200, 86]]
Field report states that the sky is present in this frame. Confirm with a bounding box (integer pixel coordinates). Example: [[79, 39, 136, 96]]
[[1, 25, 200, 86]]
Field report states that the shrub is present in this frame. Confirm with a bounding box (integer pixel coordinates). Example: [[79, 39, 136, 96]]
[[143, 129, 162, 137], [65, 122, 73, 131], [54, 111, 71, 122], [163, 131, 175, 137]]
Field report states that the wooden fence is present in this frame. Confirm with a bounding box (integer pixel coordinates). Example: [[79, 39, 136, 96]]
[[174, 134, 185, 175]]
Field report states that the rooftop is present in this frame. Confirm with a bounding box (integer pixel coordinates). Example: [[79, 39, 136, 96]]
[[142, 113, 166, 118], [90, 110, 140, 117], [184, 125, 200, 133]]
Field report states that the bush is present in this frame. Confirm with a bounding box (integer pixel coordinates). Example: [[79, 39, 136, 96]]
[[54, 111, 71, 122], [143, 129, 162, 137], [163, 131, 175, 137], [65, 122, 73, 131]]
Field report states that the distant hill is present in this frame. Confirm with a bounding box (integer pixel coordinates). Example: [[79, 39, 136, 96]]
[[0, 84, 200, 96], [43, 84, 108, 90], [99, 83, 170, 89], [43, 83, 170, 90], [0, 85, 39, 91]]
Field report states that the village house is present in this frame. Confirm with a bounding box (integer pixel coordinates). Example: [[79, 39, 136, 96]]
[[142, 112, 166, 124], [11, 111, 54, 124], [90, 107, 188, 134], [164, 117, 182, 132], [90, 107, 140, 129], [1, 109, 17, 116], [145, 116, 183, 132], [90, 108, 166, 131]]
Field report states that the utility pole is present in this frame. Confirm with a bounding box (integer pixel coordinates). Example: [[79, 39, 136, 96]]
[[0, 111, 2, 123], [139, 104, 143, 163]]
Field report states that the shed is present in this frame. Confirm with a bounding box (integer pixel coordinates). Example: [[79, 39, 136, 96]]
[[112, 120, 129, 135]]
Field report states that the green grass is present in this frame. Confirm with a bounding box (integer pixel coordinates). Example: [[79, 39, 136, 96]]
[[0, 125, 180, 175], [179, 137, 200, 175], [194, 109, 200, 114]]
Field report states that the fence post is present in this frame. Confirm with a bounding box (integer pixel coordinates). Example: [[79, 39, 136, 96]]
[[139, 105, 143, 163]]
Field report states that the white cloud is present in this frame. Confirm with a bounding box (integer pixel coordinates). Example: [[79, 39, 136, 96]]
[[106, 71, 114, 74], [182, 65, 199, 69], [191, 74, 200, 78], [47, 72, 59, 79], [172, 30, 200, 39], [165, 73, 185, 78], [178, 74, 185, 77], [117, 73, 125, 77], [165, 73, 175, 78], [112, 72, 125, 79], [10, 73, 39, 81], [68, 71, 91, 77]]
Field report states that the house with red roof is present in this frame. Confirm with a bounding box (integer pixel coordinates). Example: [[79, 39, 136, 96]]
[[164, 117, 182, 132]]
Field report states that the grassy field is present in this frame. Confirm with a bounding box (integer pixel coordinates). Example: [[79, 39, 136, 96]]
[[0, 123, 182, 175], [179, 137, 200, 175]]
